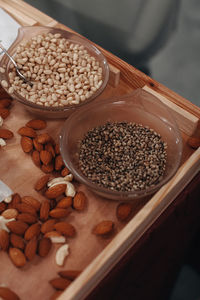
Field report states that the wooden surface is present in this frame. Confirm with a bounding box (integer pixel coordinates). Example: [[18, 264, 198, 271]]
[[0, 1, 200, 300]]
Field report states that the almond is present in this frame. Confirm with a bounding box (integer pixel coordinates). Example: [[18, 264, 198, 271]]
[[0, 287, 20, 300], [9, 247, 26, 267], [26, 119, 47, 130], [17, 126, 36, 138], [21, 196, 41, 211], [37, 133, 52, 144], [17, 213, 37, 224], [45, 143, 55, 157], [25, 237, 38, 261], [32, 150, 41, 167], [116, 202, 132, 221], [73, 191, 87, 211], [44, 231, 66, 243], [187, 136, 200, 149], [21, 136, 33, 153], [54, 143, 60, 155], [41, 163, 54, 173], [0, 202, 7, 212], [1, 208, 18, 219], [58, 270, 81, 280], [49, 277, 71, 290], [54, 222, 76, 237], [61, 167, 70, 177], [57, 197, 72, 209], [93, 220, 114, 236], [0, 229, 9, 251], [15, 203, 37, 216], [40, 200, 50, 221], [0, 128, 13, 139], [41, 219, 57, 234], [10, 233, 25, 250], [34, 174, 50, 191], [50, 291, 63, 300], [0, 107, 10, 119], [24, 223, 41, 241], [45, 184, 66, 199], [40, 150, 52, 165], [6, 220, 29, 235], [0, 98, 12, 108], [38, 237, 52, 257], [8, 193, 21, 209], [49, 208, 70, 219], [33, 138, 43, 152], [55, 155, 64, 171]]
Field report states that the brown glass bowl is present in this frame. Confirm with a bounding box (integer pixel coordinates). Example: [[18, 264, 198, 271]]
[[59, 88, 183, 201], [0, 26, 109, 118]]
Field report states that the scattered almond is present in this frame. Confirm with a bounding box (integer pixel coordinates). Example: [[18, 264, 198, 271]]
[[58, 270, 81, 280], [40, 200, 50, 221], [10, 233, 25, 250], [57, 197, 72, 209], [45, 143, 55, 157], [32, 150, 41, 167], [73, 191, 87, 211], [41, 219, 57, 234], [17, 126, 36, 138], [8, 193, 21, 209], [187, 136, 200, 149], [38, 237, 52, 257], [49, 208, 70, 219], [40, 150, 52, 165], [116, 202, 132, 221], [37, 133, 52, 144], [0, 202, 6, 213], [34, 174, 50, 191], [41, 163, 54, 173], [26, 119, 47, 130], [24, 223, 41, 241], [20, 136, 33, 153], [1, 208, 18, 219], [9, 247, 26, 268], [15, 202, 37, 216], [21, 196, 41, 211], [25, 237, 38, 261], [55, 155, 64, 171], [54, 222, 76, 238], [54, 143, 60, 155], [33, 138, 43, 152], [0, 287, 20, 300], [44, 231, 66, 243], [6, 220, 29, 235], [93, 220, 114, 236], [17, 213, 37, 224], [0, 107, 10, 119], [61, 167, 70, 177], [0, 229, 9, 251], [0, 128, 13, 139], [49, 277, 71, 290], [45, 184, 66, 199]]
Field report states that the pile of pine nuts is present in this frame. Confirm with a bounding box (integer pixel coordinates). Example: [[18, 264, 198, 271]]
[[7, 32, 103, 107]]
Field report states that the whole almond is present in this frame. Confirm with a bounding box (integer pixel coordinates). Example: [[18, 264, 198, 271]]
[[40, 150, 52, 165], [45, 143, 55, 157], [0, 128, 13, 139], [34, 174, 50, 191], [41, 163, 54, 173], [1, 208, 18, 219], [54, 143, 60, 155], [58, 270, 81, 280], [8, 193, 21, 209], [6, 220, 29, 235], [0, 287, 20, 300], [0, 229, 9, 251], [116, 203, 132, 221], [33, 138, 43, 152], [9, 247, 26, 267], [37, 133, 52, 144], [187, 136, 200, 149], [0, 202, 7, 212], [25, 237, 38, 261], [16, 203, 37, 216], [32, 150, 41, 167], [49, 277, 71, 290], [38, 237, 52, 257], [73, 192, 87, 211], [40, 200, 50, 221], [0, 107, 10, 119], [93, 220, 114, 236], [24, 223, 41, 241], [26, 119, 47, 130], [49, 208, 70, 219], [17, 213, 37, 224], [57, 197, 72, 209], [0, 98, 12, 108], [17, 126, 36, 138], [21, 196, 41, 211], [44, 231, 64, 239], [54, 222, 76, 237], [21, 136, 33, 153], [10, 233, 25, 250], [55, 155, 64, 171], [41, 219, 57, 234], [45, 184, 66, 199], [61, 167, 70, 177]]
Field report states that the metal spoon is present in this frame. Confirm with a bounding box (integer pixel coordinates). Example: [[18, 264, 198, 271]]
[[0, 43, 33, 87]]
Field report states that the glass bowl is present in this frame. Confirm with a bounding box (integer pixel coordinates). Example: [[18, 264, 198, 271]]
[[0, 26, 109, 118], [59, 88, 182, 201]]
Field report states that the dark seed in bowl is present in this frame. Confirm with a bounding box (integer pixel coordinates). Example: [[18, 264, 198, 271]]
[[79, 122, 167, 192]]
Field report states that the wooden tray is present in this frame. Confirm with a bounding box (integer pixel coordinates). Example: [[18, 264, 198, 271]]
[[0, 1, 200, 300]]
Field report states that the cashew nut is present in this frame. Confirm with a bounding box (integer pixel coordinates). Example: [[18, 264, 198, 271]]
[[0, 116, 3, 126], [0, 138, 6, 147], [65, 181, 76, 197], [0, 216, 15, 232], [47, 175, 76, 197], [3, 195, 12, 203], [55, 244, 69, 266]]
